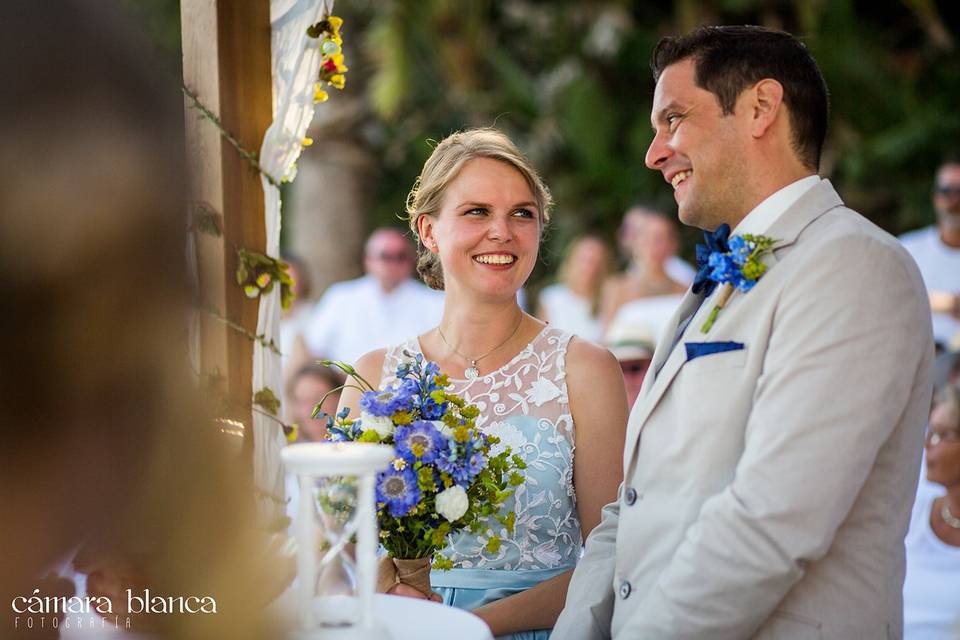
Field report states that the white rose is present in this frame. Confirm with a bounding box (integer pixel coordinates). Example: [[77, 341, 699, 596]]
[[435, 485, 469, 522], [360, 411, 395, 439]]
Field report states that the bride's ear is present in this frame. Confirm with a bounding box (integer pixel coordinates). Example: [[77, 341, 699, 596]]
[[417, 214, 438, 253]]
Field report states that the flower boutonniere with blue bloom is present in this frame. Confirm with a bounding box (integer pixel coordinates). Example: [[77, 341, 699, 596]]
[[693, 223, 777, 333]]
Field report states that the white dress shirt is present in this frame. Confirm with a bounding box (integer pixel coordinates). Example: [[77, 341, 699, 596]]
[[733, 174, 821, 237], [304, 275, 444, 363]]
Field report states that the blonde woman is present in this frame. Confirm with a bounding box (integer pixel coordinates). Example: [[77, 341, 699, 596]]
[[536, 235, 611, 342], [338, 128, 627, 639]]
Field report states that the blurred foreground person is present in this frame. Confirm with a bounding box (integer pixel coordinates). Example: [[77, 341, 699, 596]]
[[0, 2, 283, 638], [903, 383, 960, 639]]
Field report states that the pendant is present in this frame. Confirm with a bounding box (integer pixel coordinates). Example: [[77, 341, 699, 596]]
[[464, 362, 479, 380]]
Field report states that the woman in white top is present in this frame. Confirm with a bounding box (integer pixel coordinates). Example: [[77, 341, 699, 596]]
[[903, 382, 960, 639], [338, 128, 627, 639], [536, 235, 611, 342]]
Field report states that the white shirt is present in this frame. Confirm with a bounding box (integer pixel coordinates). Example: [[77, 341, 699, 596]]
[[304, 275, 445, 363], [733, 175, 822, 237], [665, 256, 696, 286], [539, 283, 602, 342], [903, 491, 960, 639], [899, 225, 960, 347]]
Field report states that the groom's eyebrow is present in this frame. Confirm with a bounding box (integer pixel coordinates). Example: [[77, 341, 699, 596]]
[[651, 100, 684, 129]]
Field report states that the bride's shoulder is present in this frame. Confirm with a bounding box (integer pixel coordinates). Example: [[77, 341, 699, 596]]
[[353, 348, 389, 384], [563, 335, 621, 382]]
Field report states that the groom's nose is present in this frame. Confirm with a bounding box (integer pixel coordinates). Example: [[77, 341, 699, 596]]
[[645, 130, 672, 171]]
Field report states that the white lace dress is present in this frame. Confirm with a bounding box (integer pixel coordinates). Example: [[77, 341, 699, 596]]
[[381, 325, 582, 639]]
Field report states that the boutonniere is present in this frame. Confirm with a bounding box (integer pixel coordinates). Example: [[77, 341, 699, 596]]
[[693, 224, 777, 334]]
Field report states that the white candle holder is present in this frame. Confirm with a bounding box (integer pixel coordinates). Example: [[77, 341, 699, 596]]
[[282, 442, 394, 639]]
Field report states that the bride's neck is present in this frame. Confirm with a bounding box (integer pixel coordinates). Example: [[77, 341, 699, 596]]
[[437, 293, 523, 354]]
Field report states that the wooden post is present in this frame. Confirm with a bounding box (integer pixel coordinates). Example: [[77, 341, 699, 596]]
[[181, 0, 272, 430]]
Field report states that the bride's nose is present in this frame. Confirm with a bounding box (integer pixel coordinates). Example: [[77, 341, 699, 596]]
[[486, 213, 512, 242]]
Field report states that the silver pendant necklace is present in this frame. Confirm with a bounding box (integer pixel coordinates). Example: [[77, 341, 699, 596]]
[[941, 498, 960, 529], [438, 312, 523, 380]]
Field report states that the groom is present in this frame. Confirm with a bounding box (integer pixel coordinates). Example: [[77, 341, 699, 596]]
[[553, 26, 933, 639]]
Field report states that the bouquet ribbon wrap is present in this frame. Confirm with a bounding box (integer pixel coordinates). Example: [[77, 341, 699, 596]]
[[377, 556, 432, 596]]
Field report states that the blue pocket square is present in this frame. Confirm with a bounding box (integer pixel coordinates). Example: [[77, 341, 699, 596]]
[[685, 341, 745, 362]]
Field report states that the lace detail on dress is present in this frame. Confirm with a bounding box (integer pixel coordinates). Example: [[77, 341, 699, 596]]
[[381, 326, 581, 570]]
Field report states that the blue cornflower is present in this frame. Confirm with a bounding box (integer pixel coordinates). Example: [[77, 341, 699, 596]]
[[359, 385, 414, 417], [707, 252, 737, 283], [420, 396, 447, 420], [727, 236, 751, 266], [328, 421, 362, 442], [394, 420, 447, 464], [376, 466, 420, 517]]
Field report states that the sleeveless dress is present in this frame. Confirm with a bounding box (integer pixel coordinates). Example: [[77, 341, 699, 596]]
[[381, 325, 582, 640]]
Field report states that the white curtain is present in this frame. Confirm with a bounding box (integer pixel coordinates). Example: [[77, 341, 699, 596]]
[[253, 0, 335, 525]]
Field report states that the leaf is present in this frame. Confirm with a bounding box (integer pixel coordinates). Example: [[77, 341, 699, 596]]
[[253, 387, 281, 416]]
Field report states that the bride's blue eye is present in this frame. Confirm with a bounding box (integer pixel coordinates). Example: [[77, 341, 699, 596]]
[[465, 208, 488, 216], [513, 208, 536, 219]]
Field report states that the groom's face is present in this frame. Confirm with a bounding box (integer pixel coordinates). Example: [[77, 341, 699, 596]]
[[646, 59, 749, 230]]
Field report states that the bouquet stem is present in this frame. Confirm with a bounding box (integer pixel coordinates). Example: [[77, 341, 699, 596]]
[[376, 556, 433, 597]]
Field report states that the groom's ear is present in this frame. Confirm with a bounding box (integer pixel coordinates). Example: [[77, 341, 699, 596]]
[[747, 78, 785, 140]]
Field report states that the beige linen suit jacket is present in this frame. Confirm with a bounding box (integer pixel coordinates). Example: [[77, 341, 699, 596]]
[[552, 181, 934, 639]]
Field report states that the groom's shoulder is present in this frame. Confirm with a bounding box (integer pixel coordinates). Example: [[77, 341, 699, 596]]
[[796, 203, 918, 274]]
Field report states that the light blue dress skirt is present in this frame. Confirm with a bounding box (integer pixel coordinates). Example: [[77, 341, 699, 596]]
[[433, 565, 574, 640]]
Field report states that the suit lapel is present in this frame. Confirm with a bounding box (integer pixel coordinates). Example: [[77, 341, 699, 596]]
[[623, 180, 846, 467]]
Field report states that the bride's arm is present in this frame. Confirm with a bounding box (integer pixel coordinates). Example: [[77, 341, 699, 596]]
[[471, 338, 628, 635]]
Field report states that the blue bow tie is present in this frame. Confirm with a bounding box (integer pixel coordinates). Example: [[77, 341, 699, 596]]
[[692, 223, 731, 296]]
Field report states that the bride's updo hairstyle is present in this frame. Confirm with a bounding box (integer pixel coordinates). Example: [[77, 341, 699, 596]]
[[405, 128, 553, 290]]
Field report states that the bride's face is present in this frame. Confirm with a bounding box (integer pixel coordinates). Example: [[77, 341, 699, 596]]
[[419, 157, 541, 299]]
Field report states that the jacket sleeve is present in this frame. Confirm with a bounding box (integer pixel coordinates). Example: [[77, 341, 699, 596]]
[[551, 488, 621, 640]]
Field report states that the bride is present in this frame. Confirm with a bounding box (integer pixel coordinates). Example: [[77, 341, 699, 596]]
[[338, 128, 627, 638]]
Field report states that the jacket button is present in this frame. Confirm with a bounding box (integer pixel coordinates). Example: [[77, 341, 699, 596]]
[[625, 487, 638, 505], [619, 581, 632, 599]]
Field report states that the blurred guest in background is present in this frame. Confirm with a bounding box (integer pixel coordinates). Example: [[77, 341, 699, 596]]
[[536, 234, 611, 342], [900, 156, 960, 351], [286, 363, 345, 442], [279, 253, 315, 383], [903, 383, 960, 639], [304, 227, 444, 363], [616, 205, 695, 284], [0, 2, 278, 637], [604, 316, 655, 406], [602, 207, 689, 327]]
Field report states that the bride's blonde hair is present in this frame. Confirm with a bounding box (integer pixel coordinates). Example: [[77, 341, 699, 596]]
[[405, 128, 553, 290]]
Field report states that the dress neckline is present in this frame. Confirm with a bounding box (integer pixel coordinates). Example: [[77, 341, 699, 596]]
[[413, 324, 552, 383]]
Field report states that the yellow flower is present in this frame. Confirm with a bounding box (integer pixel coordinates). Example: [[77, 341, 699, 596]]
[[429, 390, 446, 404], [255, 272, 272, 288], [392, 410, 413, 425], [461, 405, 480, 419], [302, 137, 314, 147], [485, 536, 501, 553], [243, 284, 260, 298], [329, 74, 345, 90], [453, 426, 470, 443], [392, 458, 407, 471], [358, 429, 381, 443], [313, 86, 329, 103], [327, 15, 343, 31], [330, 53, 347, 71], [435, 374, 450, 388], [286, 423, 299, 443]]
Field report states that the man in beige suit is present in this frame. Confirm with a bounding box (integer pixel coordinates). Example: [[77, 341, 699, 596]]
[[553, 26, 933, 639]]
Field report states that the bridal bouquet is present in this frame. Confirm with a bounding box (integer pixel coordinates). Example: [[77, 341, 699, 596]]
[[319, 354, 524, 595]]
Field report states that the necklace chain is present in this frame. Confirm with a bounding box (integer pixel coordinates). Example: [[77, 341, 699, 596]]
[[941, 498, 960, 529], [438, 312, 524, 378]]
